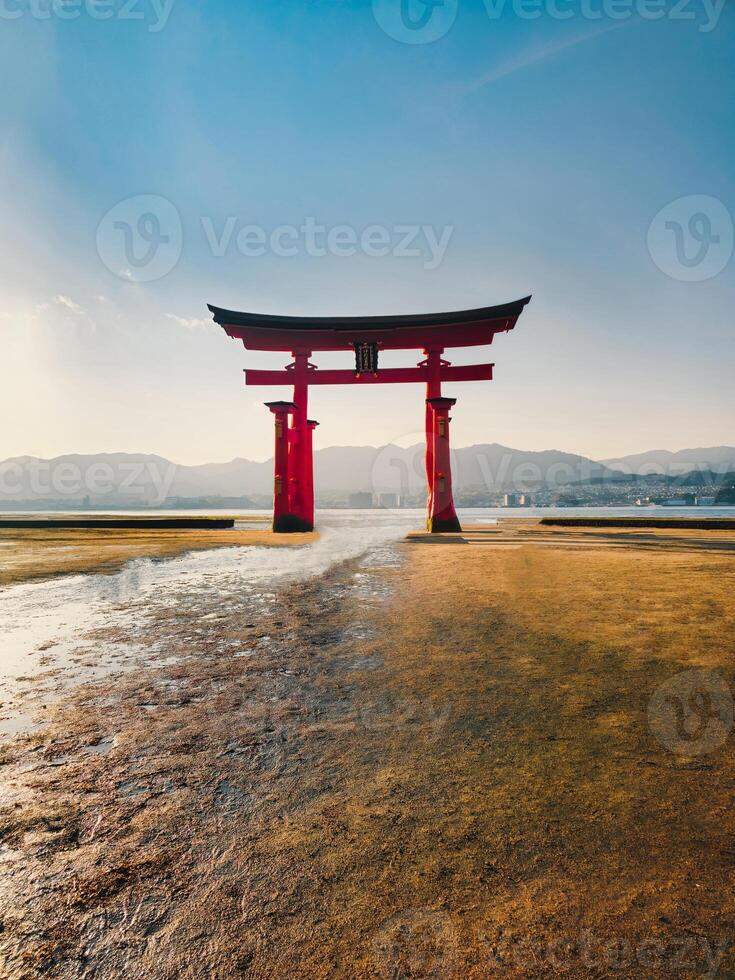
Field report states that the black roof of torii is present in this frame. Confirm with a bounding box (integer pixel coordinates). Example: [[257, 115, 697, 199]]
[[208, 296, 532, 351], [207, 296, 531, 331]]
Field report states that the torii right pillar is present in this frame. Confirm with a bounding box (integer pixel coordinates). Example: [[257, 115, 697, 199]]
[[426, 396, 461, 533]]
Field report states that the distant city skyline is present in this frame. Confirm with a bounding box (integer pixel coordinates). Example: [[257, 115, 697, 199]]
[[1, 1, 733, 464]]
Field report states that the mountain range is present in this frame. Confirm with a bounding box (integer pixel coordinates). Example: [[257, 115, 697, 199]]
[[601, 446, 735, 475], [1, 445, 733, 505]]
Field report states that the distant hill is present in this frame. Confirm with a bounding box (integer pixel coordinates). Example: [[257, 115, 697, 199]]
[[0, 445, 731, 506], [364, 443, 616, 495], [0, 445, 616, 505], [571, 469, 735, 488], [0, 453, 273, 506], [601, 447, 735, 476]]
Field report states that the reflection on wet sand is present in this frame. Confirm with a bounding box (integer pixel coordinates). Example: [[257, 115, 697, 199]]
[[0, 516, 413, 735]]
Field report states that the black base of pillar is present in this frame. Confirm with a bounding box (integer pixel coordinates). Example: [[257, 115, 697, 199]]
[[273, 514, 314, 533], [426, 515, 462, 533]]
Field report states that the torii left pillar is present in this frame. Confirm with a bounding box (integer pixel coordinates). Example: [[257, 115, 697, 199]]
[[427, 396, 461, 533], [265, 400, 304, 532]]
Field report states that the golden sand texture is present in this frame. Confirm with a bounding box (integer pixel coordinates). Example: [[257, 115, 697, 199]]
[[1, 524, 734, 977]]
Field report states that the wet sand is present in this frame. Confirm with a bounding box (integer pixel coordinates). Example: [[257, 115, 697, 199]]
[[1, 523, 734, 977], [0, 524, 315, 587]]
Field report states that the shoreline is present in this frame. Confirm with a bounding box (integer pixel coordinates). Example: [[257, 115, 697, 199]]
[[4, 515, 735, 589], [0, 526, 317, 588]]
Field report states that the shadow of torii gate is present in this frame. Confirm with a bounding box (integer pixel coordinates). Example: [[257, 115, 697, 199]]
[[208, 296, 531, 533]]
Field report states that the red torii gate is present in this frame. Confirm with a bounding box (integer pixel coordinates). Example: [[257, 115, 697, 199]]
[[208, 296, 531, 533]]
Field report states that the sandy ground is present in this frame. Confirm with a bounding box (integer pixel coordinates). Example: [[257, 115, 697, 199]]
[[1, 524, 734, 977], [0, 525, 316, 587]]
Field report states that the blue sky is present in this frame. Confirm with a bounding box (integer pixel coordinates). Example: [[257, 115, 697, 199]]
[[1, 0, 733, 463]]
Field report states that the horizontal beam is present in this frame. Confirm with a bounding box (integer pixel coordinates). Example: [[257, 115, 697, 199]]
[[227, 322, 512, 352], [244, 364, 494, 386], [439, 364, 494, 383]]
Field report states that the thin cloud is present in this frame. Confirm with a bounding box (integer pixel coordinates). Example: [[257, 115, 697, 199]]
[[166, 313, 210, 330], [54, 294, 85, 315], [462, 21, 632, 95], [33, 295, 97, 336]]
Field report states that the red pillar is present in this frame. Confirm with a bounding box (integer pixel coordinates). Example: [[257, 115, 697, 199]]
[[426, 397, 461, 533], [423, 348, 443, 525], [305, 419, 319, 530], [265, 401, 301, 532], [289, 351, 312, 531]]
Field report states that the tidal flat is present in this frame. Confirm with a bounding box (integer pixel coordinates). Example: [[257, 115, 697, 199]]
[[1, 522, 734, 978], [0, 523, 315, 588]]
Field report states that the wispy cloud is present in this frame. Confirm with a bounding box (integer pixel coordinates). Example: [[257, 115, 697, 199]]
[[33, 294, 96, 336], [166, 313, 210, 330], [461, 22, 632, 95], [54, 294, 85, 315]]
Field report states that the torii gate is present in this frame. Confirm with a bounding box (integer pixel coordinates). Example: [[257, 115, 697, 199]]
[[208, 296, 531, 533]]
